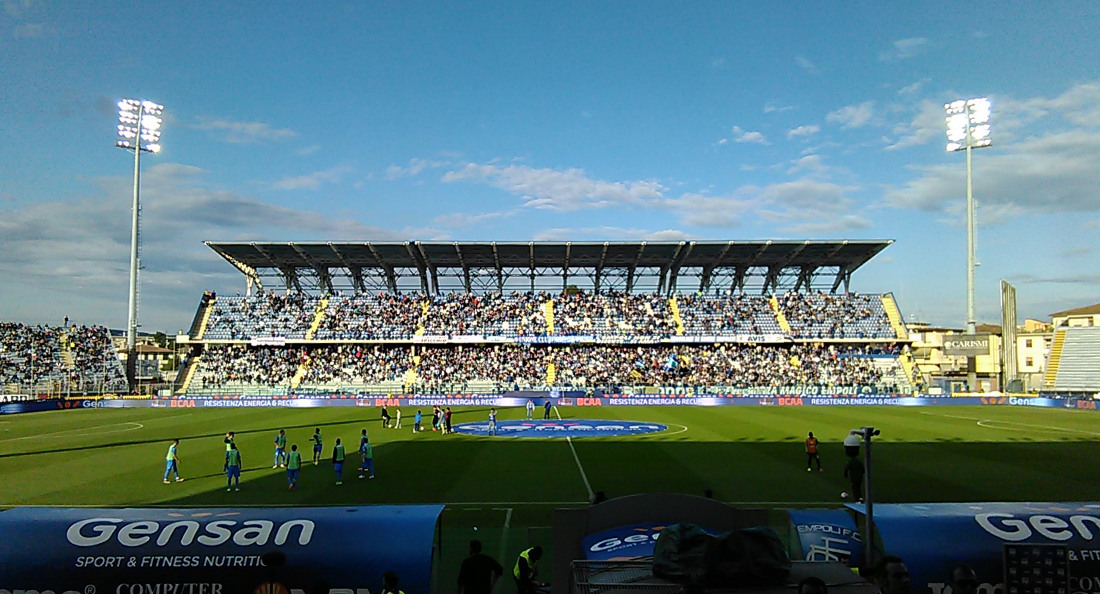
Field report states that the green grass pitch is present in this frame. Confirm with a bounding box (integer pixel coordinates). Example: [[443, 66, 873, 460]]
[[2, 404, 1098, 586]]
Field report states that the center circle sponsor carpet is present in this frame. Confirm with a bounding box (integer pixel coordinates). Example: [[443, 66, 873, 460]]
[[452, 419, 668, 438]]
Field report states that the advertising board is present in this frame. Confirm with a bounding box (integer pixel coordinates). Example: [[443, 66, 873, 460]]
[[0, 505, 442, 594]]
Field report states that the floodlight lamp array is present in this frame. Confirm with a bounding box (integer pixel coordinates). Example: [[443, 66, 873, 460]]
[[945, 98, 992, 152], [116, 99, 164, 153]]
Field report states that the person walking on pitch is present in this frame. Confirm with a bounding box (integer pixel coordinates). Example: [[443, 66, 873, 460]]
[[805, 431, 822, 472], [286, 444, 302, 490], [163, 438, 183, 483]]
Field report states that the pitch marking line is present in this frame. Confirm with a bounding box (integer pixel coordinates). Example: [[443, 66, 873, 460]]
[[0, 421, 145, 442], [492, 507, 513, 562], [554, 406, 594, 502], [920, 411, 1100, 436]]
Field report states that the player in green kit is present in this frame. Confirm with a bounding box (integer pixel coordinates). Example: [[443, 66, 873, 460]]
[[273, 429, 287, 468], [225, 443, 242, 492], [286, 444, 302, 490], [163, 438, 183, 483], [311, 428, 323, 465]]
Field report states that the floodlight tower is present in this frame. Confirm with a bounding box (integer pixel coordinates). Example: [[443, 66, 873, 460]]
[[116, 99, 164, 391], [945, 98, 991, 335]]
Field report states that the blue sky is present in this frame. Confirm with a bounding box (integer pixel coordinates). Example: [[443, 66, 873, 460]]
[[1, 2, 1098, 333]]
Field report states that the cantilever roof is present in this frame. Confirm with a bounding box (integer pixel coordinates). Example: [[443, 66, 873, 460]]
[[205, 239, 893, 295]]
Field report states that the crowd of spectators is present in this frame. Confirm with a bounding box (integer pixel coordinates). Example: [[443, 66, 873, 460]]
[[315, 293, 424, 340], [779, 291, 895, 339], [676, 293, 783, 335], [421, 292, 549, 337], [552, 291, 677, 337], [188, 342, 895, 394], [193, 345, 302, 389], [1, 322, 126, 391], [197, 290, 901, 342], [203, 292, 316, 340]]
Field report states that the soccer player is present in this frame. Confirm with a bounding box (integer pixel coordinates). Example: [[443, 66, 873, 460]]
[[395, 408, 402, 429], [273, 429, 287, 468], [543, 399, 551, 420], [224, 431, 235, 452], [225, 443, 242, 492], [444, 407, 453, 434], [488, 408, 497, 436], [805, 431, 822, 472], [381, 405, 392, 428], [359, 434, 375, 479], [286, 444, 302, 490], [311, 428, 323, 465], [332, 437, 346, 485], [163, 438, 183, 483], [414, 410, 423, 433], [526, 399, 535, 420]]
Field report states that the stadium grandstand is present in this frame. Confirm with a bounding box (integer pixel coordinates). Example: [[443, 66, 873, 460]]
[[1, 322, 128, 399], [1041, 303, 1100, 396], [173, 240, 922, 397]]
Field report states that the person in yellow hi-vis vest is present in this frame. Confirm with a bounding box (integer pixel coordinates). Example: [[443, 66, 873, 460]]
[[513, 546, 544, 594]]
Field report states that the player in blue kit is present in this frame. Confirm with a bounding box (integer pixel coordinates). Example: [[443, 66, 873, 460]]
[[311, 428, 323, 465]]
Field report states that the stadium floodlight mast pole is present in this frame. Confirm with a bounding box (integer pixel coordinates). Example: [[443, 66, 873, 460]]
[[946, 98, 990, 391], [116, 99, 164, 392], [945, 99, 992, 331]]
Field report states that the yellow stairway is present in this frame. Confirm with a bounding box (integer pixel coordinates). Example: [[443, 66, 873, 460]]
[[881, 293, 909, 340], [195, 299, 215, 340], [177, 355, 199, 394], [669, 297, 685, 335], [304, 297, 329, 340], [290, 355, 312, 390], [1042, 329, 1067, 389], [770, 296, 791, 334], [544, 300, 555, 334]]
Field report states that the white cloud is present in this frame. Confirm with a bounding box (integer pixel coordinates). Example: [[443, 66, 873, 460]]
[[730, 126, 768, 145], [787, 125, 820, 139], [883, 130, 1100, 216], [296, 145, 322, 156], [0, 163, 431, 331], [795, 55, 816, 72], [880, 37, 929, 61], [764, 103, 795, 114], [533, 227, 694, 242], [885, 99, 945, 150], [433, 209, 518, 228], [826, 102, 875, 129], [272, 166, 350, 191], [194, 117, 297, 144], [13, 22, 44, 38], [898, 79, 928, 95], [787, 154, 828, 175], [442, 163, 666, 211], [385, 158, 444, 180]]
